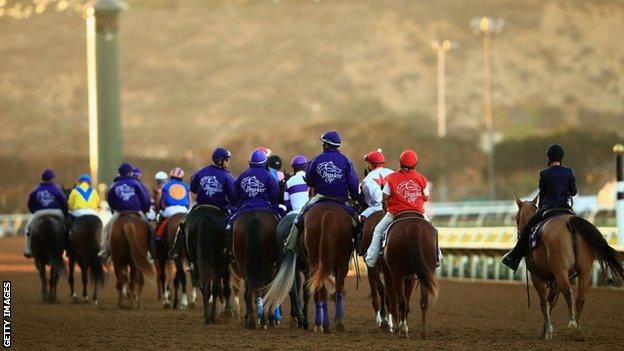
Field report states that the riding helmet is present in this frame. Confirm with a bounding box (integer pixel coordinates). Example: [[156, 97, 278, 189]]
[[118, 163, 133, 175], [132, 167, 142, 179], [320, 130, 341, 147], [212, 147, 231, 162], [364, 148, 385, 165], [41, 169, 55, 182], [291, 155, 308, 167], [547, 144, 565, 162], [256, 146, 272, 157], [154, 171, 168, 181], [170, 167, 185, 180], [399, 150, 418, 168], [78, 173, 91, 184], [249, 149, 268, 165], [268, 155, 282, 170]]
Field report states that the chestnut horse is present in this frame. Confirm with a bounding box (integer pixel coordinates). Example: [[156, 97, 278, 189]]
[[359, 210, 392, 330], [232, 209, 279, 329], [67, 215, 104, 304], [384, 212, 439, 339], [30, 214, 66, 303], [514, 195, 624, 341], [110, 212, 154, 309], [154, 212, 189, 309], [185, 205, 234, 324]]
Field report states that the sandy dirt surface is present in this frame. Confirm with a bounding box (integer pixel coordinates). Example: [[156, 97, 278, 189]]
[[1, 236, 623, 350]]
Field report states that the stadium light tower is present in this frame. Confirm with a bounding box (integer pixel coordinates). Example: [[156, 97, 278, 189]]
[[431, 39, 453, 202], [471, 16, 504, 200]]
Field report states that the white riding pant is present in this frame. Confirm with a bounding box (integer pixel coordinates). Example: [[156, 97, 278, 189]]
[[360, 205, 382, 219], [364, 212, 394, 267], [70, 208, 97, 217], [161, 205, 188, 218]]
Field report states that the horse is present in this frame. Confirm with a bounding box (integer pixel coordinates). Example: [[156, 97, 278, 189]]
[[513, 194, 624, 341], [359, 210, 392, 330], [67, 215, 105, 304], [30, 214, 66, 303], [232, 209, 279, 329], [263, 213, 311, 329], [185, 205, 235, 324], [109, 212, 154, 309], [154, 212, 190, 309], [384, 212, 439, 339]]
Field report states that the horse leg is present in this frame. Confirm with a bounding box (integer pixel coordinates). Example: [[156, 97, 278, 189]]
[[68, 258, 77, 302], [81, 262, 90, 303], [404, 277, 415, 338], [320, 286, 330, 333], [244, 280, 256, 329], [384, 270, 398, 334], [200, 283, 211, 324], [221, 270, 234, 319], [159, 261, 170, 308], [177, 259, 189, 310], [531, 273, 553, 340], [36, 261, 48, 303], [367, 266, 382, 327], [313, 290, 323, 332], [289, 271, 302, 328], [211, 280, 222, 323], [377, 268, 389, 330], [302, 269, 311, 330], [136, 271, 145, 309], [189, 262, 198, 309], [554, 270, 582, 341], [49, 265, 60, 304], [419, 282, 429, 340], [334, 265, 348, 332], [547, 285, 559, 314], [392, 272, 408, 338]]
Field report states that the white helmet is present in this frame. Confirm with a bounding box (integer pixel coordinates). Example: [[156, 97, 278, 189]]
[[154, 171, 168, 181]]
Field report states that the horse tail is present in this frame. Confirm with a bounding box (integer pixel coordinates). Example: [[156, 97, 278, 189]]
[[310, 210, 337, 293], [407, 223, 438, 300], [263, 251, 297, 313], [42, 217, 66, 274], [245, 214, 263, 288], [125, 222, 154, 277], [83, 216, 105, 286], [567, 216, 624, 282]]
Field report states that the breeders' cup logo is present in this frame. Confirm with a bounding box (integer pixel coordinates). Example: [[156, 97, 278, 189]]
[[396, 180, 423, 203], [316, 162, 343, 184], [115, 184, 136, 202], [241, 176, 265, 197], [200, 176, 223, 196], [36, 190, 55, 207]]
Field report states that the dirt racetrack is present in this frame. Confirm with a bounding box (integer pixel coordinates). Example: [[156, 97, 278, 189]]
[[2, 236, 623, 350]]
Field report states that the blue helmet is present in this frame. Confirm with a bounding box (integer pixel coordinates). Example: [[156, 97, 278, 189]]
[[78, 173, 91, 184], [132, 167, 142, 179], [118, 162, 134, 175], [320, 130, 341, 147], [212, 147, 231, 163], [291, 155, 308, 167], [249, 149, 268, 165], [41, 169, 55, 182]]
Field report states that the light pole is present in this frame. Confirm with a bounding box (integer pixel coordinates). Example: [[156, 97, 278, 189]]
[[431, 39, 452, 202], [471, 16, 504, 200]]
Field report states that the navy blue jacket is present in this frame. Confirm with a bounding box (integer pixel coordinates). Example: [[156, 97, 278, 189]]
[[27, 183, 68, 214], [538, 165, 577, 210], [107, 175, 151, 213], [306, 149, 359, 203], [189, 165, 237, 212]]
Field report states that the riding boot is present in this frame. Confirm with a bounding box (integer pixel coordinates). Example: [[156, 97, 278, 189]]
[[434, 228, 443, 267], [168, 225, 186, 259], [502, 229, 530, 271]]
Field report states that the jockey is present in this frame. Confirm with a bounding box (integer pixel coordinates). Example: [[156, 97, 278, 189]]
[[24, 169, 68, 258], [98, 163, 152, 260], [151, 171, 168, 214], [502, 144, 577, 271], [223, 149, 282, 258], [132, 167, 153, 205], [169, 147, 237, 259], [360, 149, 394, 218], [268, 154, 288, 208], [364, 150, 430, 268], [284, 155, 309, 215], [155, 167, 190, 238], [67, 174, 100, 217], [283, 130, 360, 251]]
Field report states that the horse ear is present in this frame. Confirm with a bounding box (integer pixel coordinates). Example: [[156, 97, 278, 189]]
[[531, 194, 539, 206], [514, 192, 522, 208]]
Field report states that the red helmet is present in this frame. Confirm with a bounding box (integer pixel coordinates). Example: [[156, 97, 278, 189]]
[[399, 150, 418, 168], [170, 167, 185, 179], [364, 148, 385, 165]]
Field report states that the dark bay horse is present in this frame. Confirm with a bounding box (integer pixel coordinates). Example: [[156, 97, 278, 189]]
[[514, 195, 624, 341], [306, 202, 354, 333], [263, 213, 311, 329], [67, 215, 104, 304], [232, 209, 279, 329], [30, 214, 66, 303], [384, 212, 439, 339], [110, 212, 154, 309], [154, 212, 188, 309], [359, 210, 392, 330], [185, 205, 234, 324]]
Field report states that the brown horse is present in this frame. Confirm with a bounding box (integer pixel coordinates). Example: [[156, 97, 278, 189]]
[[359, 210, 392, 330], [384, 212, 439, 339], [306, 202, 354, 333], [30, 214, 66, 303], [514, 194, 624, 341], [67, 215, 104, 304], [232, 209, 279, 329], [110, 212, 154, 309], [154, 212, 189, 309]]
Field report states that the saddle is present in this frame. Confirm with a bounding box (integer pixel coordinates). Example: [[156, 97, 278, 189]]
[[381, 211, 426, 249], [529, 207, 575, 249], [155, 217, 170, 238]]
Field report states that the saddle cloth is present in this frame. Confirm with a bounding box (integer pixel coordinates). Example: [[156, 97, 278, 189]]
[[382, 211, 425, 249], [155, 218, 170, 238], [529, 208, 575, 249]]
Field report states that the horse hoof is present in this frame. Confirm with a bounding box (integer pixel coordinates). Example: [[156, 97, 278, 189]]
[[313, 325, 322, 332], [220, 309, 233, 320], [163, 302, 171, 309], [189, 302, 196, 310], [335, 321, 345, 332], [323, 326, 331, 334], [82, 296, 90, 304], [72, 296, 80, 304], [570, 328, 585, 342], [93, 300, 98, 305], [379, 321, 390, 332]]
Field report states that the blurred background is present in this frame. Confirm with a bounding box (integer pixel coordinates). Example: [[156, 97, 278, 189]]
[[0, 0, 623, 213]]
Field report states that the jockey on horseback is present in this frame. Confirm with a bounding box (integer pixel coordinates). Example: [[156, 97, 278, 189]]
[[223, 149, 283, 258], [360, 149, 394, 218], [502, 144, 577, 271], [24, 169, 68, 258], [364, 150, 430, 268], [283, 130, 360, 252], [150, 171, 168, 219], [159, 168, 190, 218], [68, 174, 100, 217], [284, 155, 309, 215], [98, 163, 152, 260], [169, 147, 237, 259]]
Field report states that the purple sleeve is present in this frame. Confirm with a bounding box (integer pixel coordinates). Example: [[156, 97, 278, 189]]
[[305, 159, 317, 188], [54, 186, 68, 214], [234, 176, 243, 206], [106, 188, 115, 212], [189, 172, 199, 194], [27, 191, 37, 213], [268, 176, 280, 205], [226, 174, 237, 205], [346, 160, 360, 200], [568, 169, 577, 197]]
